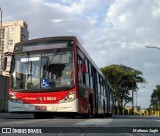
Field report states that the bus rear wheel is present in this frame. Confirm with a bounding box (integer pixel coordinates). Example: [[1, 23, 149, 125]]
[[86, 101, 93, 119], [103, 102, 106, 118], [88, 103, 92, 118]]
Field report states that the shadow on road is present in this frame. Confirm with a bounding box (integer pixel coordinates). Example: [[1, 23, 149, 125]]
[[1, 112, 160, 120]]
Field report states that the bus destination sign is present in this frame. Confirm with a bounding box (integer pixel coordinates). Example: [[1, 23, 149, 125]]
[[15, 42, 70, 52], [22, 43, 67, 52]]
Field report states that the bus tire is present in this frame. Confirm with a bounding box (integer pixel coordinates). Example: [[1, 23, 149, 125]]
[[109, 113, 112, 117], [103, 102, 106, 118], [106, 113, 112, 117], [88, 102, 92, 118], [83, 100, 93, 119]]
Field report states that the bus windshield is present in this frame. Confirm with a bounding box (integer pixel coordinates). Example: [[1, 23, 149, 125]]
[[11, 50, 74, 91]]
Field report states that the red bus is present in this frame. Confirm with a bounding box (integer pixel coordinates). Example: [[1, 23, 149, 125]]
[[3, 36, 114, 118]]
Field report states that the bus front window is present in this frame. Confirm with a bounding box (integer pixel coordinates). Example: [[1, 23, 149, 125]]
[[11, 50, 74, 91], [41, 51, 74, 89]]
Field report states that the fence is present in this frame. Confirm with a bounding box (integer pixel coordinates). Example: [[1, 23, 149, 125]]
[[116, 108, 160, 116]]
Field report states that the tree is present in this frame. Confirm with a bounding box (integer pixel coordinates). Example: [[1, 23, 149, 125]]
[[101, 64, 146, 111], [150, 85, 160, 110]]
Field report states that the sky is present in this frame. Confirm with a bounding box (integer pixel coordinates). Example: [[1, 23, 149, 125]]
[[1, 0, 160, 108]]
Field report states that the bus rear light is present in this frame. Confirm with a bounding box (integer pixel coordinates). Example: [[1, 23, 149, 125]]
[[9, 93, 23, 103], [59, 91, 76, 103]]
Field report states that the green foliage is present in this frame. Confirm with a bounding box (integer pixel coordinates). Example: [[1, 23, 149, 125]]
[[101, 64, 146, 109], [150, 85, 160, 110]]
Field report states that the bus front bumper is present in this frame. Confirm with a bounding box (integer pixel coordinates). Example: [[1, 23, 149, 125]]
[[8, 99, 78, 113]]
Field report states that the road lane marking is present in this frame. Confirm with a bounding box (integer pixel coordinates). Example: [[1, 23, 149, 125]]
[[154, 120, 160, 122], [153, 120, 160, 122], [74, 119, 113, 126], [0, 119, 52, 126]]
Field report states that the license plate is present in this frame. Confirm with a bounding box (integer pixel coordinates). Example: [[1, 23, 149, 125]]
[[35, 106, 47, 111]]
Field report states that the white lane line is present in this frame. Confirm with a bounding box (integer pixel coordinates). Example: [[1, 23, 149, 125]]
[[0, 119, 51, 126], [74, 119, 113, 126], [154, 120, 160, 123]]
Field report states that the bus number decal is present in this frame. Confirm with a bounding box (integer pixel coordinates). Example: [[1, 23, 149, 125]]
[[43, 97, 56, 101]]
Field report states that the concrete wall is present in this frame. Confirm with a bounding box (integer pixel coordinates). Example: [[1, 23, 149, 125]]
[[0, 75, 8, 112]]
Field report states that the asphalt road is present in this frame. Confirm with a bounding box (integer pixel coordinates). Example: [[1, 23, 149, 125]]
[[0, 113, 160, 136]]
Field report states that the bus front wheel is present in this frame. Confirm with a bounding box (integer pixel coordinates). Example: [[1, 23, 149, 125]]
[[103, 102, 106, 118]]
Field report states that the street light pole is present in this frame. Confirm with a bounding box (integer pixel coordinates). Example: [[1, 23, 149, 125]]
[[131, 70, 134, 114], [145, 46, 160, 110], [0, 7, 2, 75], [145, 46, 160, 49]]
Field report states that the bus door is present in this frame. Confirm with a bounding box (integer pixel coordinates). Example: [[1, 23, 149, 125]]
[[77, 54, 88, 113]]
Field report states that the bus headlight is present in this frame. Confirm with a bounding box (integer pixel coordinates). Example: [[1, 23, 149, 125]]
[[59, 91, 76, 103], [9, 93, 23, 103]]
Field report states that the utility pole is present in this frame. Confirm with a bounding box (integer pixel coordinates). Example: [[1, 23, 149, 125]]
[[131, 70, 134, 115]]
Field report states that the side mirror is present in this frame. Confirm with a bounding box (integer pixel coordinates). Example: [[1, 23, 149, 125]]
[[81, 63, 86, 74], [2, 52, 13, 74], [2, 56, 7, 71]]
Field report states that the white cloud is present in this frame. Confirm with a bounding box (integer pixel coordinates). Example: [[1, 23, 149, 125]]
[[52, 19, 63, 23], [1, 0, 160, 108]]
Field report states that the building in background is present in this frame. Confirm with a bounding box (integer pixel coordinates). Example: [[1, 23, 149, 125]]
[[0, 20, 29, 74]]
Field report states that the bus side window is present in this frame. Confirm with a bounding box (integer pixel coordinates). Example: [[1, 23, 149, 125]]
[[88, 63, 93, 89], [102, 79, 105, 96], [97, 73, 100, 94], [92, 66, 96, 91], [100, 77, 102, 95], [103, 81, 106, 97], [82, 60, 86, 85], [85, 59, 90, 87], [78, 56, 85, 84], [87, 61, 90, 87]]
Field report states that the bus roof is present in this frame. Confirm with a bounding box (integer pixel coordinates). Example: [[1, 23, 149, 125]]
[[15, 36, 75, 46]]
